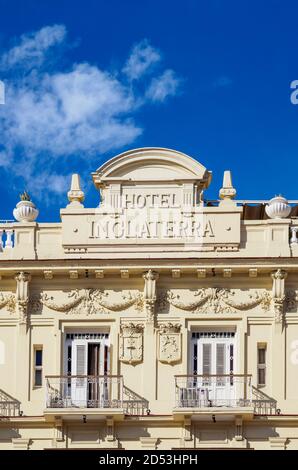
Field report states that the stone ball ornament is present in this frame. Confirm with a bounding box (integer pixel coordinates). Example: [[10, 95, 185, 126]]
[[265, 195, 291, 219], [13, 192, 39, 222]]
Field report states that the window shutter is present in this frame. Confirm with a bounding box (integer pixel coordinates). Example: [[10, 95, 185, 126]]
[[71, 340, 87, 377], [76, 345, 86, 375], [202, 343, 212, 375], [216, 344, 225, 376]]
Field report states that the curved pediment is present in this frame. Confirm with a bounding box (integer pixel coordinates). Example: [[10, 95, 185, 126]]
[[92, 147, 212, 187]]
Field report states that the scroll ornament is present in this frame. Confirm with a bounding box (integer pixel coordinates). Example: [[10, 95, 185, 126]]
[[30, 289, 144, 315], [157, 288, 272, 314]]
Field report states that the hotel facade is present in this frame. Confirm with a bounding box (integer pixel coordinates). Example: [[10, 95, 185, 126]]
[[0, 147, 298, 450]]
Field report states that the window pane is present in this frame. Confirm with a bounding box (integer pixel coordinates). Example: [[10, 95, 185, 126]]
[[258, 348, 266, 365], [258, 368, 265, 386], [35, 369, 42, 386], [35, 349, 42, 366]]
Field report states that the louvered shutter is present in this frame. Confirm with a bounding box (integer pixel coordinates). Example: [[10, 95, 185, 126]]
[[216, 343, 225, 375], [76, 344, 87, 375], [71, 340, 87, 406], [202, 343, 212, 375]]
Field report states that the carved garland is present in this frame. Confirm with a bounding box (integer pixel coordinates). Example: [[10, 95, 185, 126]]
[[157, 288, 271, 314], [0, 293, 16, 314], [30, 289, 144, 315]]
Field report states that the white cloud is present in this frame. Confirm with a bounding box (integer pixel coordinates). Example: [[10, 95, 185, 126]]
[[146, 69, 180, 102], [0, 26, 180, 200], [0, 24, 66, 70], [123, 39, 161, 80]]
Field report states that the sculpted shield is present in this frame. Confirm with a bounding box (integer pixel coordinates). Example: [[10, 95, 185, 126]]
[[119, 323, 144, 364], [158, 323, 181, 364]]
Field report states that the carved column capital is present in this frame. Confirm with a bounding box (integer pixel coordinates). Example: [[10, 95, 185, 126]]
[[271, 269, 287, 324], [143, 270, 159, 322], [15, 271, 31, 324]]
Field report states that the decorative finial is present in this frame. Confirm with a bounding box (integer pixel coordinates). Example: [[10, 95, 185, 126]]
[[265, 195, 291, 219], [19, 190, 31, 201], [67, 174, 84, 207], [13, 192, 38, 222], [219, 170, 236, 204]]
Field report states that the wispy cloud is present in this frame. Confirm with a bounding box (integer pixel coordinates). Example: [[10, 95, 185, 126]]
[[0, 26, 181, 200], [0, 24, 66, 71], [146, 70, 181, 102], [123, 39, 161, 80]]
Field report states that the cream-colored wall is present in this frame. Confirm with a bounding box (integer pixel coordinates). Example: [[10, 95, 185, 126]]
[[1, 147, 298, 450]]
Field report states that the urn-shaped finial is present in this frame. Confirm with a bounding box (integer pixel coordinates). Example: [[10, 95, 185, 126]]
[[265, 195, 291, 219], [13, 192, 39, 222]]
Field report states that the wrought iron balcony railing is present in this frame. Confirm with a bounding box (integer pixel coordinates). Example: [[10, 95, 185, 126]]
[[175, 374, 253, 409], [46, 375, 123, 409], [0, 389, 21, 417]]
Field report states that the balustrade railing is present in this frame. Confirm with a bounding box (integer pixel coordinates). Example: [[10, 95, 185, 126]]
[[46, 375, 123, 409], [290, 226, 298, 245], [0, 389, 20, 416], [175, 374, 252, 408], [252, 386, 277, 415], [0, 225, 14, 251], [123, 386, 149, 415]]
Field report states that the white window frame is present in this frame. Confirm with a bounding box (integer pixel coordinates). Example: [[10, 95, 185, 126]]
[[33, 345, 43, 388], [257, 343, 266, 388]]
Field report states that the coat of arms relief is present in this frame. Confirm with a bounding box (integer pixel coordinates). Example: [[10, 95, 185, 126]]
[[158, 323, 181, 364], [119, 323, 144, 364]]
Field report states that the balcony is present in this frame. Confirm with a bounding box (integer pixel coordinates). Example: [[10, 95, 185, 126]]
[[45, 375, 149, 420], [0, 389, 21, 417], [174, 374, 254, 419], [45, 375, 124, 420]]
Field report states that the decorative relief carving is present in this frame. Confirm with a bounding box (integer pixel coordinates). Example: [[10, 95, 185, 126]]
[[119, 323, 144, 364], [15, 272, 31, 324], [29, 289, 143, 315], [285, 289, 298, 312], [158, 323, 181, 364], [143, 270, 159, 322], [0, 292, 16, 313], [157, 288, 271, 314], [271, 269, 287, 323]]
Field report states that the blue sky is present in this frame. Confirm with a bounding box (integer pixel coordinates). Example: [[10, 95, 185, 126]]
[[0, 0, 298, 221]]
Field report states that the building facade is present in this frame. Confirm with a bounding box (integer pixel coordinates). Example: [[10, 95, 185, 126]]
[[0, 147, 298, 450]]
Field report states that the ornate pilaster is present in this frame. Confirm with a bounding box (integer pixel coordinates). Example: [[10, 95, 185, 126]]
[[143, 269, 159, 323], [15, 272, 31, 325], [271, 269, 287, 323]]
